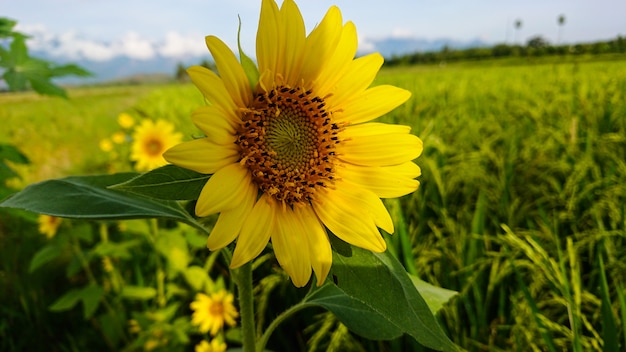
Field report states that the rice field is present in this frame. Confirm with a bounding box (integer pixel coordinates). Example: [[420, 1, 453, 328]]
[[1, 56, 625, 351]]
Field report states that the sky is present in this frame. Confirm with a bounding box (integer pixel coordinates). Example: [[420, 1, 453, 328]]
[[2, 0, 625, 61]]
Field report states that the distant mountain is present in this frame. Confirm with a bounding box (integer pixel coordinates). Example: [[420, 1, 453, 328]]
[[368, 37, 489, 57], [31, 36, 489, 85]]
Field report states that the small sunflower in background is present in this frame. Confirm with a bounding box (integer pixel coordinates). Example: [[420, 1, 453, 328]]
[[190, 289, 238, 336], [195, 338, 227, 352], [37, 214, 62, 239], [130, 119, 182, 172], [117, 112, 136, 130]]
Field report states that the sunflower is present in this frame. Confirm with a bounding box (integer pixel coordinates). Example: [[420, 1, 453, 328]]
[[190, 290, 239, 336], [164, 0, 423, 287], [195, 339, 227, 352], [38, 214, 62, 239], [130, 119, 182, 172], [117, 112, 135, 129]]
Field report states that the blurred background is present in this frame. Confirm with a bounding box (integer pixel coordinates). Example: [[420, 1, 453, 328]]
[[3, 0, 625, 83]]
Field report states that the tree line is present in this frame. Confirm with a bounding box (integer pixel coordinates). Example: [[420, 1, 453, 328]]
[[384, 35, 626, 67]]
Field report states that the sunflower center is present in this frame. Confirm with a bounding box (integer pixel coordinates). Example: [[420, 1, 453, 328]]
[[145, 138, 163, 156], [209, 301, 224, 316], [236, 86, 341, 206]]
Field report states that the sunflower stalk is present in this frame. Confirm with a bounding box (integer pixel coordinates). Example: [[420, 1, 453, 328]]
[[234, 261, 256, 351]]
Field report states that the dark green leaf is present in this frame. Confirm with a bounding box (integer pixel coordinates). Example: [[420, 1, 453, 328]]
[[0, 173, 195, 224], [49, 288, 82, 312], [29, 244, 63, 273], [49, 63, 92, 78], [306, 247, 459, 351], [0, 17, 17, 37], [0, 144, 30, 164], [110, 164, 208, 201], [29, 74, 68, 98], [305, 283, 404, 340], [81, 284, 105, 319]]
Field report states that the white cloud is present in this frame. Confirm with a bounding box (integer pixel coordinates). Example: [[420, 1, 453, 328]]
[[117, 32, 155, 60], [390, 28, 416, 39], [158, 31, 206, 58], [15, 24, 209, 61], [357, 35, 376, 54]]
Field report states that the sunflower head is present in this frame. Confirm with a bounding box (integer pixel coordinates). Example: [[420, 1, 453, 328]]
[[165, 0, 423, 287], [130, 119, 183, 172], [195, 339, 227, 352], [190, 290, 239, 336], [38, 214, 62, 239]]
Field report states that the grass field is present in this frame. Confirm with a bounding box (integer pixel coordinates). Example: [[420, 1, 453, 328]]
[[1, 56, 625, 351]]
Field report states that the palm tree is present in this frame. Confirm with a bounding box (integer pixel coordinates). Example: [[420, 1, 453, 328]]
[[557, 14, 566, 44], [514, 19, 523, 45]]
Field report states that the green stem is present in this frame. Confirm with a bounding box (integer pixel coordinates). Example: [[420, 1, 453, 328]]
[[235, 262, 256, 352], [148, 219, 166, 307], [256, 301, 312, 351]]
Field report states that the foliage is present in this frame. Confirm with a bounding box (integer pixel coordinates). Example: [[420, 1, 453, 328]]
[[1, 56, 626, 351], [385, 36, 626, 66], [0, 17, 91, 98]]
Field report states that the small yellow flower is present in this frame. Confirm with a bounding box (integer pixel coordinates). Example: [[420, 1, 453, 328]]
[[117, 112, 135, 129], [99, 138, 113, 152], [130, 119, 183, 172], [164, 0, 422, 287], [195, 339, 227, 352], [190, 290, 238, 336], [112, 131, 126, 144], [38, 214, 62, 239]]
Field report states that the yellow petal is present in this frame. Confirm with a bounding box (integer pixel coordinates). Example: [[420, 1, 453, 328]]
[[278, 0, 306, 86], [163, 138, 238, 175], [325, 53, 383, 108], [191, 106, 237, 145], [300, 6, 343, 85], [205, 35, 252, 108], [343, 122, 411, 136], [256, 0, 281, 88], [293, 206, 332, 286], [195, 163, 252, 216], [337, 124, 423, 166], [313, 21, 358, 98], [187, 66, 240, 118], [337, 162, 421, 198], [313, 181, 388, 252], [207, 179, 257, 250], [271, 206, 312, 287], [230, 194, 275, 268], [335, 85, 411, 125]]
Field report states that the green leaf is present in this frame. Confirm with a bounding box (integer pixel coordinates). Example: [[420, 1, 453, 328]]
[[0, 17, 17, 37], [238, 16, 259, 90], [29, 244, 63, 273], [49, 63, 92, 78], [121, 286, 157, 300], [110, 164, 208, 200], [183, 265, 210, 291], [155, 230, 190, 273], [81, 284, 105, 319], [91, 239, 142, 260], [409, 275, 458, 314], [0, 144, 30, 165], [49, 288, 82, 312], [29, 74, 68, 98], [306, 284, 403, 340], [0, 173, 197, 225], [306, 246, 459, 351], [48, 284, 104, 319]]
